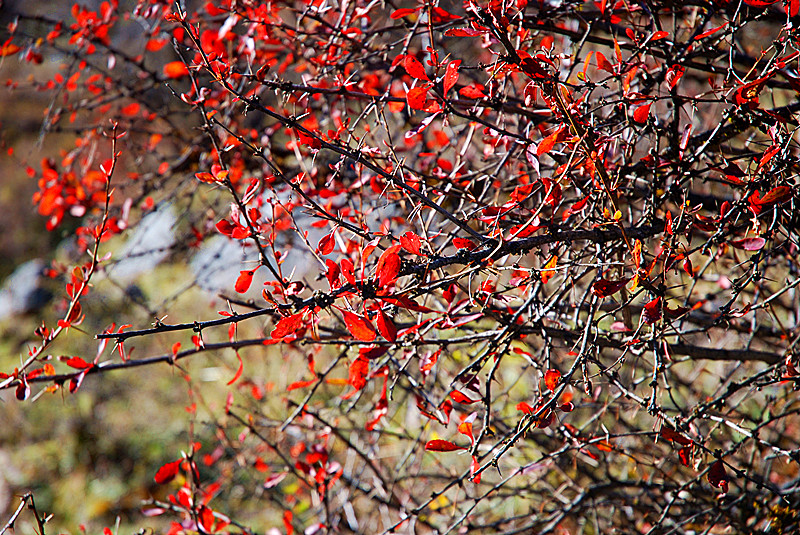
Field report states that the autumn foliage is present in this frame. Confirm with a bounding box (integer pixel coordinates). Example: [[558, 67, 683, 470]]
[[2, 0, 800, 533]]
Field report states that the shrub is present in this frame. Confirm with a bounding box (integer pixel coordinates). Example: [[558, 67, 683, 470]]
[[1, 0, 799, 533]]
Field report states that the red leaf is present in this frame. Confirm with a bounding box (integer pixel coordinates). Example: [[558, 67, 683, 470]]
[[390, 7, 417, 18], [404, 111, 440, 140], [450, 391, 480, 404], [69, 371, 86, 393], [540, 255, 558, 284], [154, 459, 182, 484], [537, 126, 564, 156], [287, 379, 317, 391], [730, 237, 766, 251], [163, 61, 189, 79], [642, 297, 662, 325], [376, 245, 401, 287], [520, 56, 550, 79], [263, 471, 287, 488], [516, 402, 533, 414], [544, 369, 561, 391], [15, 376, 30, 401], [443, 60, 460, 94], [458, 84, 487, 99], [453, 237, 477, 250], [403, 56, 430, 81], [659, 426, 692, 446], [64, 356, 93, 369], [407, 85, 430, 110], [470, 455, 481, 483], [348, 354, 369, 390], [743, 0, 779, 5], [444, 28, 487, 37], [458, 420, 474, 443], [707, 460, 729, 493], [632, 103, 651, 123], [235, 269, 257, 293], [341, 258, 356, 285], [376, 308, 397, 342], [318, 232, 336, 255], [424, 439, 463, 452], [592, 277, 629, 298], [750, 186, 792, 207], [0, 41, 21, 57], [596, 51, 615, 73], [379, 296, 433, 313], [678, 446, 692, 467], [342, 310, 377, 342], [271, 313, 304, 339], [325, 258, 340, 289], [400, 231, 422, 255], [227, 351, 243, 385]]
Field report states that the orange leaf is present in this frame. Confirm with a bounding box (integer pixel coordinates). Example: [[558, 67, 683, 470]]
[[424, 439, 463, 452], [458, 421, 474, 441], [227, 351, 243, 385], [540, 255, 558, 283], [0, 40, 20, 57], [544, 369, 561, 391], [342, 310, 377, 342], [163, 61, 189, 79]]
